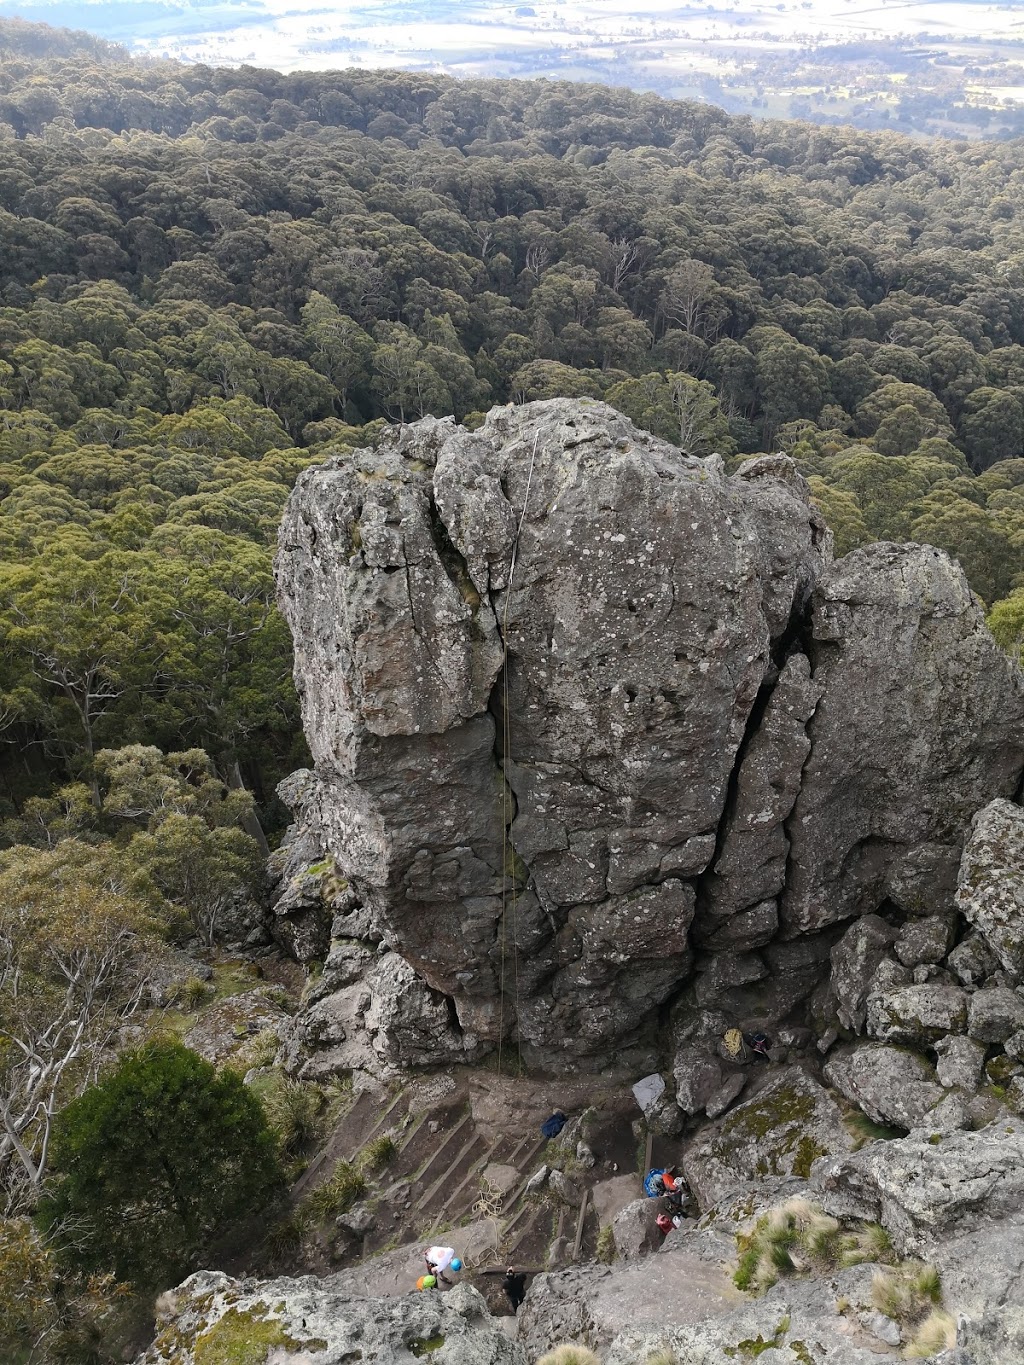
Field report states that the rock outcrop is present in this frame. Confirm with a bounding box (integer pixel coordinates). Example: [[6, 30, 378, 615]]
[[139, 1272, 525, 1365], [276, 400, 1024, 1067]]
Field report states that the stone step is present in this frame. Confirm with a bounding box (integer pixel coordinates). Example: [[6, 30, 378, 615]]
[[501, 1136, 549, 1213], [354, 1087, 410, 1156], [291, 1087, 379, 1200], [413, 1118, 480, 1213], [428, 1132, 502, 1229]]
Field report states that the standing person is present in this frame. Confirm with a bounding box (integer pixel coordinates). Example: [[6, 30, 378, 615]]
[[424, 1245, 460, 1286], [502, 1265, 527, 1312]]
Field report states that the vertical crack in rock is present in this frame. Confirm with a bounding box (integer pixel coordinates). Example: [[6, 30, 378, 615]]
[[779, 542, 1024, 939], [277, 401, 1024, 1070]]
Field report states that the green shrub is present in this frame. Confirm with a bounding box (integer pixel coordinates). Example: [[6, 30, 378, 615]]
[[38, 1040, 284, 1290]]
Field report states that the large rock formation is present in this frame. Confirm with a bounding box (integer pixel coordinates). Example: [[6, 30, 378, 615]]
[[139, 1272, 525, 1364], [277, 399, 1024, 1066]]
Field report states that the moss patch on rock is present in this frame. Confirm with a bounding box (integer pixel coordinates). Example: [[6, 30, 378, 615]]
[[193, 1307, 326, 1365]]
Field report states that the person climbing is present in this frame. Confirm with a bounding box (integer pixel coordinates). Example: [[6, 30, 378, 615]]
[[655, 1211, 674, 1237], [502, 1265, 527, 1312], [424, 1245, 461, 1285], [643, 1166, 682, 1199], [416, 1274, 437, 1291]]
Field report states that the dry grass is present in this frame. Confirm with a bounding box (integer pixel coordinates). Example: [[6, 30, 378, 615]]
[[905, 1309, 957, 1357], [870, 1262, 942, 1326]]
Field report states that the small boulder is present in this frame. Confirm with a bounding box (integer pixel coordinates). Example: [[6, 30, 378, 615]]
[[934, 1034, 987, 1091], [823, 1043, 943, 1130], [336, 1202, 375, 1236], [967, 985, 1024, 1044], [549, 1169, 580, 1206], [865, 982, 968, 1045], [704, 1072, 746, 1119], [947, 931, 999, 988], [859, 1310, 902, 1348], [956, 798, 1024, 980], [525, 1165, 549, 1194], [1005, 1029, 1024, 1062], [927, 1091, 969, 1134], [893, 913, 956, 969], [829, 914, 898, 1033], [482, 1163, 519, 1197], [672, 1045, 723, 1116], [611, 1197, 663, 1259]]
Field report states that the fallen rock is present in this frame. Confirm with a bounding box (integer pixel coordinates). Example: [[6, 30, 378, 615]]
[[138, 1272, 525, 1364], [682, 1067, 853, 1208], [934, 1034, 987, 1091], [893, 912, 957, 969], [672, 1046, 723, 1116], [968, 985, 1024, 1044], [525, 1165, 549, 1194], [611, 1197, 663, 1259], [549, 1169, 580, 1205], [704, 1072, 746, 1119], [823, 1043, 944, 1130], [865, 981, 968, 1045], [818, 1117, 1024, 1256], [948, 931, 999, 988], [829, 914, 898, 1033], [482, 1163, 519, 1197], [956, 798, 1024, 981], [592, 1174, 641, 1229]]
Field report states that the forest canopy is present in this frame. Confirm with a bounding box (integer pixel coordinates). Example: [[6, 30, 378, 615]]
[[2, 32, 1024, 822]]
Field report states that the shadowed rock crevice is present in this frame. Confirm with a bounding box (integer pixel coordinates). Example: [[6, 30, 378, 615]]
[[276, 400, 1024, 1069]]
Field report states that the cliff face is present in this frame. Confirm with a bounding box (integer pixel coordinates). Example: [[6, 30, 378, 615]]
[[276, 400, 1024, 1066]]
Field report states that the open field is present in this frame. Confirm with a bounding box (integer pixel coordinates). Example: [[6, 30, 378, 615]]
[[5, 0, 1024, 134]]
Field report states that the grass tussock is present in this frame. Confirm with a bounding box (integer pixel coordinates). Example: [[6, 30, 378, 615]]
[[905, 1309, 958, 1358], [734, 1200, 900, 1294], [734, 1199, 848, 1293], [357, 1134, 397, 1171], [257, 1074, 324, 1157], [869, 1263, 942, 1327], [301, 1161, 366, 1221], [535, 1349, 601, 1365]]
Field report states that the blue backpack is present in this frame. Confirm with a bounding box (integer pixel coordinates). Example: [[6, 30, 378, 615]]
[[540, 1112, 566, 1139], [643, 1169, 667, 1198]]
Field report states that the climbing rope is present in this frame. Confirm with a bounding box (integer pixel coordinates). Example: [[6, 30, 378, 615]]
[[497, 434, 539, 1078]]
